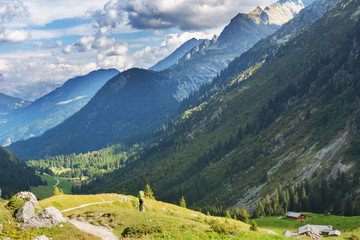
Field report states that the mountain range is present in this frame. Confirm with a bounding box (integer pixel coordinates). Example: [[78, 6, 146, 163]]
[[8, 0, 311, 160], [0, 69, 118, 146], [0, 74, 61, 101], [149, 38, 204, 72], [78, 0, 357, 210], [0, 93, 30, 115]]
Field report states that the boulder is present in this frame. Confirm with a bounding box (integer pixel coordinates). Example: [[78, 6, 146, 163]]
[[31, 236, 49, 240], [22, 206, 67, 230], [15, 192, 38, 208], [16, 201, 35, 222]]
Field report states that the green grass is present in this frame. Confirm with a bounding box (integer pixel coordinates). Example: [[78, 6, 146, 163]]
[[253, 213, 360, 238], [30, 173, 75, 200], [38, 193, 285, 239], [0, 200, 99, 240]]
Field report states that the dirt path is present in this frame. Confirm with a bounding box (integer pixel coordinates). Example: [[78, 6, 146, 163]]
[[262, 229, 278, 234], [53, 177, 63, 193], [61, 201, 113, 213], [70, 219, 119, 240]]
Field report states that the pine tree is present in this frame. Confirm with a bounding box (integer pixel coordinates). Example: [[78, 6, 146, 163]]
[[144, 184, 155, 199], [225, 209, 232, 219], [53, 187, 62, 195], [250, 221, 259, 231], [179, 196, 186, 208]]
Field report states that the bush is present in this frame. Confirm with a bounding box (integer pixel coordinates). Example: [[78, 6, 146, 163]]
[[210, 220, 229, 235], [250, 220, 258, 231], [121, 224, 162, 237], [6, 196, 26, 217]]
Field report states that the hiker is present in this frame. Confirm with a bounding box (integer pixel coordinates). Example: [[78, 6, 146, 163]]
[[138, 190, 144, 211]]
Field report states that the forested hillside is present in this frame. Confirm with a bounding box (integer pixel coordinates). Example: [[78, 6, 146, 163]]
[[0, 147, 42, 198], [80, 0, 360, 214], [8, 0, 307, 160]]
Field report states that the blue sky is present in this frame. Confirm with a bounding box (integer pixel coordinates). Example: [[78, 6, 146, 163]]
[[0, 0, 276, 85]]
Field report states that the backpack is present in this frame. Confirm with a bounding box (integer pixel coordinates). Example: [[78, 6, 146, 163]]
[[138, 191, 144, 200]]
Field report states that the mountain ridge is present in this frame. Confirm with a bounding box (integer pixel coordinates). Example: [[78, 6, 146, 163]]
[[7, 0, 307, 159], [0, 68, 119, 146]]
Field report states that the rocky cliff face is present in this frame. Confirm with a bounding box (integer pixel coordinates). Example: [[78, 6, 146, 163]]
[[169, 0, 311, 101]]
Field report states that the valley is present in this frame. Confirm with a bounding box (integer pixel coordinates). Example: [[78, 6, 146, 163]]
[[0, 0, 359, 239]]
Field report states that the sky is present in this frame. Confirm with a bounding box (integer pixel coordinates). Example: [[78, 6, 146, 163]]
[[0, 0, 276, 85]]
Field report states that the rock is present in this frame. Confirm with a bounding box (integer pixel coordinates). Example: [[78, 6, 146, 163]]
[[22, 206, 67, 230], [15, 192, 38, 208], [2, 237, 11, 240], [31, 236, 49, 240], [0, 223, 2, 233], [16, 201, 35, 222]]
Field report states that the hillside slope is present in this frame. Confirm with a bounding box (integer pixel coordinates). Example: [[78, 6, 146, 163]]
[[9, 69, 178, 159], [0, 146, 42, 197], [0, 93, 30, 114], [0, 69, 118, 146], [168, 0, 309, 101], [8, 0, 306, 160], [150, 38, 204, 71], [82, 0, 360, 211], [35, 194, 283, 240]]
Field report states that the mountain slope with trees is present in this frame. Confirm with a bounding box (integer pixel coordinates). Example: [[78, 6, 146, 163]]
[[8, 0, 307, 160], [81, 0, 360, 214], [0, 146, 42, 198], [0, 69, 118, 146], [0, 93, 30, 114]]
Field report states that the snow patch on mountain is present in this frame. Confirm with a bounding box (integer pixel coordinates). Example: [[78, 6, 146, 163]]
[[56, 96, 86, 105]]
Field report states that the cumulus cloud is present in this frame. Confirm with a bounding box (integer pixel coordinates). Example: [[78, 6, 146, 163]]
[[91, 0, 275, 31], [97, 43, 131, 69], [0, 55, 98, 84], [0, 1, 30, 44], [34, 40, 63, 49]]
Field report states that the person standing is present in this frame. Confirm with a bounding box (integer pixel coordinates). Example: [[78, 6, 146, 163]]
[[138, 190, 144, 211]]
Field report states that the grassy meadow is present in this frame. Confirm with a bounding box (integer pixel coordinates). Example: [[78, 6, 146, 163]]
[[30, 173, 76, 200], [37, 194, 286, 240], [252, 212, 360, 239]]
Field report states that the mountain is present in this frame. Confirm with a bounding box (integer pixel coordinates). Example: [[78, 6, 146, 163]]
[[8, 0, 309, 159], [0, 69, 119, 146], [0, 74, 61, 101], [0, 146, 42, 197], [169, 0, 310, 101], [80, 0, 360, 212], [0, 93, 30, 114], [149, 38, 204, 71], [9, 68, 178, 159]]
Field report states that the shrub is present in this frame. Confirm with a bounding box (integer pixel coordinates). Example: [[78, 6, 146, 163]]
[[121, 224, 162, 237], [6, 196, 26, 217], [210, 220, 229, 235], [250, 220, 258, 231]]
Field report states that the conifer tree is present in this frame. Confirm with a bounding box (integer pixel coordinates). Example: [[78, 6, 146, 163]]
[[53, 187, 62, 195], [250, 221, 258, 231], [179, 196, 186, 208], [225, 209, 232, 219], [144, 184, 155, 199]]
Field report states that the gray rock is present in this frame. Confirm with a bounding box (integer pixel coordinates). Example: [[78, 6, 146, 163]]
[[31, 236, 49, 240], [2, 237, 11, 240], [0, 223, 2, 233], [16, 201, 35, 222], [15, 191, 38, 208], [22, 206, 67, 230]]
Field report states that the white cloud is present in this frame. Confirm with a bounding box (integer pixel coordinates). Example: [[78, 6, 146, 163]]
[[0, 55, 98, 84], [92, 36, 115, 50], [116, 0, 277, 31], [97, 43, 131, 70], [21, 0, 110, 26], [0, 1, 30, 44]]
